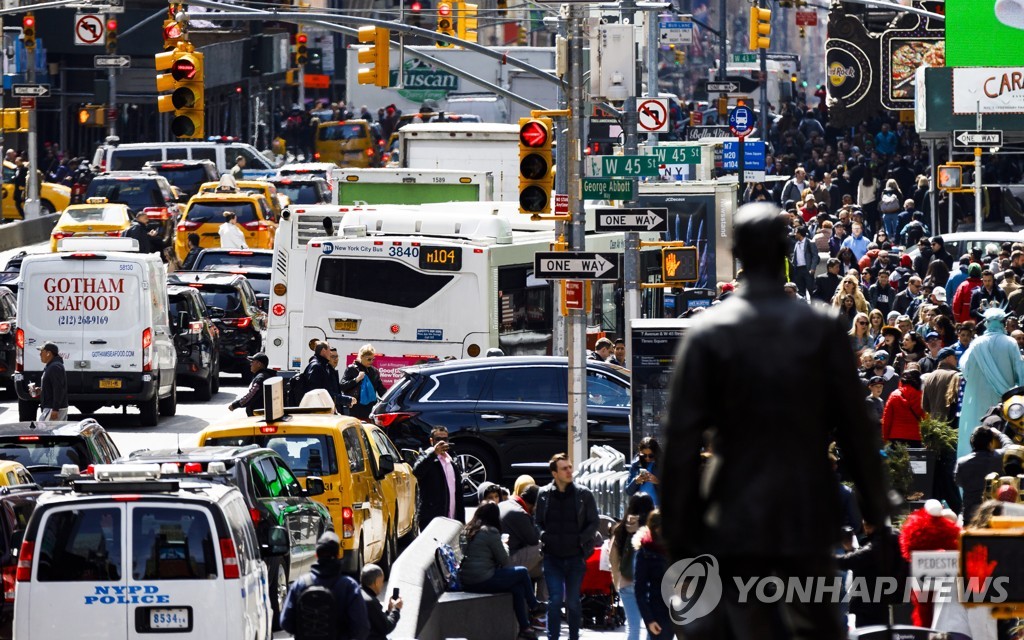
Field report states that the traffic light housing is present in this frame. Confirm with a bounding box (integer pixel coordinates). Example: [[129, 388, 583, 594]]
[[356, 26, 390, 88], [156, 44, 205, 139], [0, 109, 29, 133], [748, 6, 771, 50], [77, 105, 106, 128], [661, 247, 699, 284], [497, 0, 507, 16], [456, 1, 478, 43], [938, 165, 963, 190], [162, 19, 184, 51], [295, 32, 309, 66], [21, 13, 35, 50], [436, 2, 455, 47], [106, 18, 117, 52], [518, 117, 553, 215]]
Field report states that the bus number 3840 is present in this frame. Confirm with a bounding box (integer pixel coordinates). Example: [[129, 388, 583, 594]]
[[388, 246, 419, 258]]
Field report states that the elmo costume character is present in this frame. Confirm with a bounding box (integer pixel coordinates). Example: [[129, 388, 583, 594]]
[[898, 499, 961, 627]]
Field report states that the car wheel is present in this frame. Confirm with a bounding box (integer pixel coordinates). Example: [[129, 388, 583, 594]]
[[17, 399, 37, 422], [454, 443, 497, 503], [195, 372, 213, 402], [139, 391, 159, 426], [158, 382, 177, 417], [40, 200, 55, 215], [269, 558, 289, 632]]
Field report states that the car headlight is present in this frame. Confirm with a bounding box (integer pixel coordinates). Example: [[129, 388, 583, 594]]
[[1008, 403, 1024, 421]]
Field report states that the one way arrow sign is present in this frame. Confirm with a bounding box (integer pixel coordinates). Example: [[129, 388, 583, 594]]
[[534, 252, 622, 280], [953, 129, 1003, 148], [12, 84, 49, 98], [705, 81, 739, 93], [595, 207, 669, 232]]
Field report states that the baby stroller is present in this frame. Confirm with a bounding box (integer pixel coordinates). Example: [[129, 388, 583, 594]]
[[580, 517, 625, 630]]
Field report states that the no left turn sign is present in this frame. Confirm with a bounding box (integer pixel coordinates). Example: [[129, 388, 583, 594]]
[[638, 98, 669, 133], [74, 14, 105, 46]]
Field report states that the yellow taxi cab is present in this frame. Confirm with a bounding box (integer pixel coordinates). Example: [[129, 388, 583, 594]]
[[196, 180, 286, 221], [0, 460, 33, 486], [49, 198, 132, 251], [2, 161, 72, 219], [314, 120, 383, 168], [198, 406, 393, 573], [362, 423, 419, 551], [174, 191, 277, 262]]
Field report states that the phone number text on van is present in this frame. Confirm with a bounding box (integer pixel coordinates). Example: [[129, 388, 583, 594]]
[[44, 277, 125, 312]]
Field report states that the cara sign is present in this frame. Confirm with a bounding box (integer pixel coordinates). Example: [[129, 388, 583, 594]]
[[953, 67, 1024, 114]]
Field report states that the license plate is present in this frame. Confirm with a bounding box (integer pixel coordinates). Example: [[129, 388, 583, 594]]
[[98, 378, 121, 389], [333, 319, 358, 332], [150, 608, 189, 629]]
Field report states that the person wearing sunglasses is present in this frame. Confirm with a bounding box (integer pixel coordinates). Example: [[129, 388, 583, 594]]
[[340, 343, 388, 420], [625, 437, 661, 507]]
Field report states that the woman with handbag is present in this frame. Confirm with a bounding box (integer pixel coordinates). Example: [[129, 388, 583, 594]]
[[340, 343, 388, 419]]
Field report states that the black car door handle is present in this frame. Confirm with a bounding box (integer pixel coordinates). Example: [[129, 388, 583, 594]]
[[586, 419, 599, 426], [481, 414, 507, 421], [89, 340, 107, 345]]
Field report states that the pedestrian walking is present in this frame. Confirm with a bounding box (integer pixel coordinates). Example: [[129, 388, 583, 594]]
[[632, 510, 672, 639], [227, 353, 277, 416], [31, 342, 67, 421], [499, 484, 544, 599], [123, 211, 161, 254], [359, 564, 402, 640], [624, 436, 660, 506], [412, 426, 466, 526], [230, 155, 246, 180], [534, 453, 599, 640], [218, 211, 248, 249], [181, 233, 202, 270], [280, 532, 370, 640], [339, 344, 387, 420], [609, 493, 655, 640]]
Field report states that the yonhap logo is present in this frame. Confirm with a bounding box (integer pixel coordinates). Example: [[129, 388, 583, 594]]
[[662, 554, 723, 624]]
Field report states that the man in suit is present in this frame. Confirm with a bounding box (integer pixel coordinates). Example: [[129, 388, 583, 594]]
[[412, 426, 466, 526], [790, 225, 819, 298], [661, 203, 889, 640]]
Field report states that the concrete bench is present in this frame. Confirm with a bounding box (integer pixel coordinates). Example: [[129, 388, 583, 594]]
[[389, 517, 517, 640]]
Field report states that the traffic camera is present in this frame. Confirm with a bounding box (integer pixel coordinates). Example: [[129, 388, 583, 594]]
[[436, 2, 455, 47], [21, 13, 35, 50], [661, 247, 699, 284], [748, 6, 771, 50], [938, 165, 963, 190], [106, 18, 118, 52], [295, 32, 309, 66], [456, 1, 478, 43], [356, 26, 390, 88], [518, 117, 554, 215], [156, 44, 205, 139]]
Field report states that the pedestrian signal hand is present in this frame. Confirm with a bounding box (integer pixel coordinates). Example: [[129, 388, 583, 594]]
[[665, 251, 681, 278]]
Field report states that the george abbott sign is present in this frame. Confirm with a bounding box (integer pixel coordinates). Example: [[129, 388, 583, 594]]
[[953, 67, 1024, 115]]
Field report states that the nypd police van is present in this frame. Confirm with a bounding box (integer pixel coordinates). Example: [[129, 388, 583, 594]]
[[12, 463, 271, 640]]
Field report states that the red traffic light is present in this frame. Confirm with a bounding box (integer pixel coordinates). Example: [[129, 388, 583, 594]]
[[519, 120, 549, 148], [171, 58, 197, 80], [438, 3, 451, 15], [106, 18, 117, 31], [22, 15, 34, 29], [411, 0, 422, 11], [297, 33, 308, 44], [164, 22, 183, 39]]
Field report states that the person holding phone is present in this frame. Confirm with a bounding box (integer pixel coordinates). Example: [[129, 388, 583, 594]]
[[359, 563, 402, 640], [625, 437, 661, 506]]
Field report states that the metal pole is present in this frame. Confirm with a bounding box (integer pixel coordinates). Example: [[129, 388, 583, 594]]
[[758, 0, 768, 143], [974, 147, 982, 233], [718, 0, 726, 81], [928, 138, 937, 234], [566, 2, 587, 467], [25, 41, 38, 219], [108, 68, 117, 138], [553, 22, 568, 358]]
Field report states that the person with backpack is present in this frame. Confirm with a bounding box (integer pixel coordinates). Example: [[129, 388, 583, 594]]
[[534, 452, 599, 640], [459, 502, 546, 640], [280, 531, 370, 640], [340, 344, 387, 420], [609, 493, 655, 640], [879, 178, 903, 239]]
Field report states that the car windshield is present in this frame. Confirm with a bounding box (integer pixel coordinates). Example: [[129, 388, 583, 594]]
[[191, 284, 243, 316], [319, 124, 366, 141], [203, 435, 338, 476], [194, 251, 273, 270], [0, 436, 92, 486], [153, 166, 211, 194], [58, 206, 125, 225], [273, 183, 323, 204], [85, 180, 164, 210], [186, 202, 258, 225]]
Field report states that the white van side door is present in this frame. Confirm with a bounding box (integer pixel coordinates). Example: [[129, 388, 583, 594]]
[[18, 256, 87, 375]]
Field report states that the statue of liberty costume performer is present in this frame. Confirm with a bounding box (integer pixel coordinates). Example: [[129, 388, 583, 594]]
[[958, 307, 1024, 458]]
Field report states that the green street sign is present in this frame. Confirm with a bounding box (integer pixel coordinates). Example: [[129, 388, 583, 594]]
[[582, 178, 633, 200], [732, 53, 757, 63], [585, 155, 661, 178], [647, 146, 701, 165]]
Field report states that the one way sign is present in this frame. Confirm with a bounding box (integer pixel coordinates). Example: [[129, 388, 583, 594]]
[[953, 130, 1002, 148], [595, 207, 668, 232], [534, 252, 622, 280]]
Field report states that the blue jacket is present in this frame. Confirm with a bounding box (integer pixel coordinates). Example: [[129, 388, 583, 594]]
[[946, 266, 968, 305], [633, 531, 671, 637], [280, 560, 369, 640], [841, 234, 870, 261], [625, 456, 660, 506]]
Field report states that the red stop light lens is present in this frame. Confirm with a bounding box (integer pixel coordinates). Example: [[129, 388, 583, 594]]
[[411, 1, 422, 11], [438, 3, 451, 15], [297, 34, 308, 44], [520, 121, 549, 147], [171, 59, 197, 80], [106, 19, 117, 31], [22, 16, 34, 29]]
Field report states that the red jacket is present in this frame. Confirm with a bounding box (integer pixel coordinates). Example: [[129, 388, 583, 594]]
[[882, 384, 924, 443], [952, 277, 982, 323]]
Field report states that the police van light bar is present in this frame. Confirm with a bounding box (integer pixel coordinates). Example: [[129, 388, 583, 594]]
[[94, 463, 162, 481]]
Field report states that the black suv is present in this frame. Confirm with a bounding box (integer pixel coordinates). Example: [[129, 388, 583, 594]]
[[371, 356, 631, 499], [142, 159, 219, 198], [126, 445, 331, 628], [83, 172, 180, 243], [168, 272, 267, 380], [191, 249, 273, 310], [168, 285, 221, 400], [266, 175, 331, 205], [0, 485, 42, 639], [0, 419, 122, 487], [0, 288, 15, 394]]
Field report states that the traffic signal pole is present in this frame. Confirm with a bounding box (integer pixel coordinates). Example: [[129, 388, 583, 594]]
[[567, 2, 587, 468], [25, 29, 38, 219]]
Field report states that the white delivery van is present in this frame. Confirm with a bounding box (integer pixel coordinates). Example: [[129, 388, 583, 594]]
[[14, 245, 177, 425], [13, 463, 272, 640]]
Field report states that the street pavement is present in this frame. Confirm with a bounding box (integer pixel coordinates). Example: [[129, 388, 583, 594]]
[[0, 241, 626, 639]]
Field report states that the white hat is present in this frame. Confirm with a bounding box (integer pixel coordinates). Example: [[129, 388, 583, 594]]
[[932, 286, 947, 302]]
